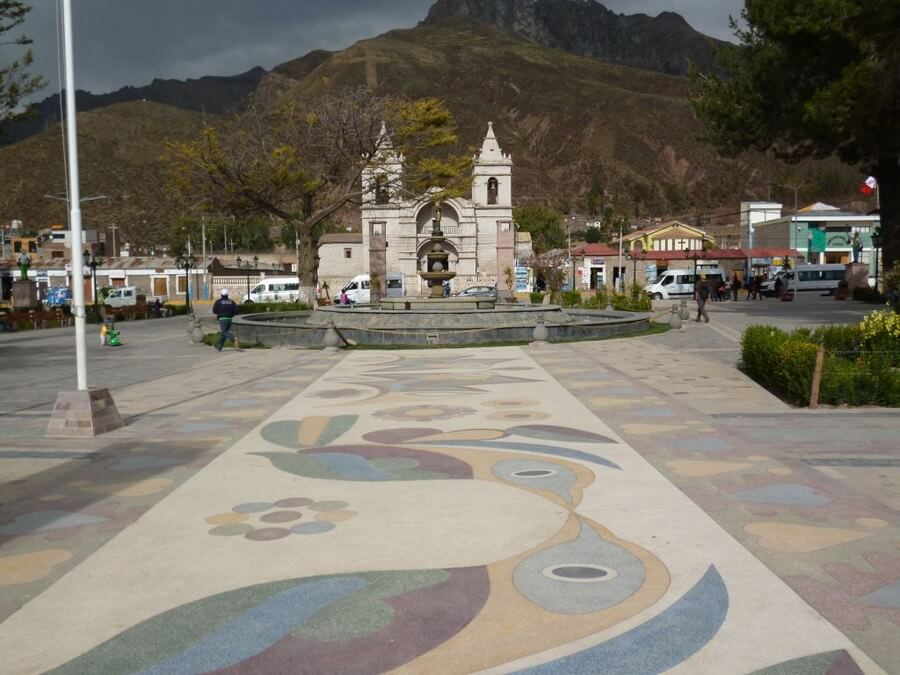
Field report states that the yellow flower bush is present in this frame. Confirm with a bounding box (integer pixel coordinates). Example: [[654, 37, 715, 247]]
[[860, 310, 900, 343]]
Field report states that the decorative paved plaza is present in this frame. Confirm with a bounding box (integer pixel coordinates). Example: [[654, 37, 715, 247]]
[[1, 336, 895, 673]]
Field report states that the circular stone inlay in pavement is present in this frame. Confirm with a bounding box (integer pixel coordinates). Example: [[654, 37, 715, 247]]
[[233, 502, 273, 514], [259, 511, 303, 524], [209, 524, 254, 537], [512, 470, 557, 478], [483, 399, 541, 409], [542, 564, 618, 583], [245, 527, 291, 541], [291, 522, 336, 535], [274, 497, 314, 508], [309, 501, 349, 512]]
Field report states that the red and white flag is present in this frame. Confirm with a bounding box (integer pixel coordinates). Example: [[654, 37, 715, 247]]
[[860, 176, 878, 195]]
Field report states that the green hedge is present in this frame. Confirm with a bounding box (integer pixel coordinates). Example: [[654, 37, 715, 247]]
[[561, 290, 582, 308], [741, 324, 900, 406], [236, 302, 310, 315], [530, 292, 545, 305], [852, 286, 885, 303]]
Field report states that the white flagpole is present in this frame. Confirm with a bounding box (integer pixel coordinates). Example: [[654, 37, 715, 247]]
[[62, 0, 87, 391]]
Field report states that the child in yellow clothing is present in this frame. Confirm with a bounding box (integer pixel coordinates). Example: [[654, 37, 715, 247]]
[[100, 321, 109, 347]]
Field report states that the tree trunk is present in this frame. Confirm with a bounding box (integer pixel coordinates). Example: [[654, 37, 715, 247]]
[[876, 156, 900, 272], [296, 225, 319, 306]]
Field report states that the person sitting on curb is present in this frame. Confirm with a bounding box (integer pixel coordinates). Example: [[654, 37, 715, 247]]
[[213, 289, 238, 352]]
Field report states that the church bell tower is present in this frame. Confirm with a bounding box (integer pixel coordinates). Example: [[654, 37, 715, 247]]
[[472, 122, 512, 207]]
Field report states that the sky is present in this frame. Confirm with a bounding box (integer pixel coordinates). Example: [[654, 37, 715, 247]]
[[14, 0, 743, 100]]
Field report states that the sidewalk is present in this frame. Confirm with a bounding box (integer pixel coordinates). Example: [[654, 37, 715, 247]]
[[0, 346, 890, 674]]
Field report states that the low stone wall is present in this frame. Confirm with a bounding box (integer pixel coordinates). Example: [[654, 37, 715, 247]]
[[232, 309, 651, 348]]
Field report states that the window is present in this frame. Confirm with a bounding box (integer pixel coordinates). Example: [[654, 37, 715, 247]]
[[361, 281, 370, 289], [177, 276, 188, 293], [375, 175, 390, 205], [824, 270, 845, 281], [661, 276, 673, 286], [798, 271, 819, 282], [285, 283, 300, 291], [487, 177, 499, 205], [344, 248, 352, 259], [387, 279, 402, 289], [252, 284, 265, 294]]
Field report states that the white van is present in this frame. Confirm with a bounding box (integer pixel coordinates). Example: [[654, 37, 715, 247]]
[[645, 268, 726, 300], [760, 264, 845, 296], [242, 277, 300, 304], [336, 273, 404, 305], [105, 286, 139, 307]]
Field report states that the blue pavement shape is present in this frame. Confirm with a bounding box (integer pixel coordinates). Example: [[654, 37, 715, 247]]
[[516, 566, 728, 675], [860, 581, 900, 609], [109, 456, 180, 472], [139, 576, 368, 675], [732, 484, 830, 507], [308, 452, 392, 481], [435, 440, 621, 470], [0, 510, 108, 535]]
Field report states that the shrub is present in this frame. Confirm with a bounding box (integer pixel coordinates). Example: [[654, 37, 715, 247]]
[[581, 293, 606, 309], [165, 303, 190, 316], [852, 286, 885, 303], [561, 290, 582, 308], [742, 322, 900, 406], [530, 292, 545, 305], [810, 324, 863, 355], [236, 302, 310, 315]]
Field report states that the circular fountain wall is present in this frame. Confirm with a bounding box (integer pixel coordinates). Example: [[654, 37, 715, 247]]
[[231, 301, 651, 348]]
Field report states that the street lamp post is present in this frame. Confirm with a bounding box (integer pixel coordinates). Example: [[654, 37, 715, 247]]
[[236, 255, 259, 302], [84, 249, 103, 321], [175, 254, 197, 314], [872, 225, 882, 293]]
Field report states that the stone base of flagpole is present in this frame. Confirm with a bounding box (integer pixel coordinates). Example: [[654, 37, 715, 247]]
[[46, 389, 124, 438]]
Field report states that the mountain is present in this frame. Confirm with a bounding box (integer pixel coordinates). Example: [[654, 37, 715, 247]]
[[0, 6, 859, 247], [423, 0, 727, 76], [0, 67, 264, 146], [0, 101, 210, 247]]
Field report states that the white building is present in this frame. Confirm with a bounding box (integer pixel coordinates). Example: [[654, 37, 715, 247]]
[[320, 122, 518, 295]]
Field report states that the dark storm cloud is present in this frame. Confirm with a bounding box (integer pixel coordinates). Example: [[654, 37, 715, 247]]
[[20, 0, 741, 99]]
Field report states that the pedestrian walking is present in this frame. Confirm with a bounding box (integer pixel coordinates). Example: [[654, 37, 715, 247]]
[[731, 275, 741, 301], [100, 318, 110, 347], [213, 289, 238, 352], [695, 274, 711, 323]]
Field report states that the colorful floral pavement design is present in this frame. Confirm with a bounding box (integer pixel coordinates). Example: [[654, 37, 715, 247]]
[[530, 341, 900, 674], [0, 348, 885, 673], [0, 354, 341, 624]]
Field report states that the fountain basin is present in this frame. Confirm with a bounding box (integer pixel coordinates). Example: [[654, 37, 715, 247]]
[[231, 304, 651, 348]]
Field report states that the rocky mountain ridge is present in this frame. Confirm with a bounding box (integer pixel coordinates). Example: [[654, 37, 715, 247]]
[[423, 0, 726, 75]]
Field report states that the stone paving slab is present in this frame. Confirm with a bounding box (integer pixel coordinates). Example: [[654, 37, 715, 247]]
[[0, 348, 881, 674], [0, 349, 341, 625], [531, 342, 900, 673]]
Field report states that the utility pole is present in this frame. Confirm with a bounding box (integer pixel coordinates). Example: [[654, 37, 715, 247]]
[[109, 224, 118, 257], [201, 217, 207, 300]]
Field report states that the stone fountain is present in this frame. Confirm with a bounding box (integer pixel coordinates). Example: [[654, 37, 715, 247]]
[[417, 206, 456, 298]]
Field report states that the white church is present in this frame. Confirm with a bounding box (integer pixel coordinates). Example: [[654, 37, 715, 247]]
[[318, 122, 526, 295]]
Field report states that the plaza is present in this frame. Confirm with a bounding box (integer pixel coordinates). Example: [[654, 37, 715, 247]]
[[0, 296, 897, 674]]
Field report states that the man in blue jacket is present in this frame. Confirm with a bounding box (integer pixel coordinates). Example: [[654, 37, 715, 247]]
[[212, 289, 238, 352]]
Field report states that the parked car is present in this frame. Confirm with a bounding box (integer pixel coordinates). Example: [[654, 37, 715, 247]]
[[456, 285, 498, 299], [104, 286, 140, 308], [333, 273, 405, 305], [242, 277, 301, 304], [645, 268, 726, 300], [759, 264, 846, 296]]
